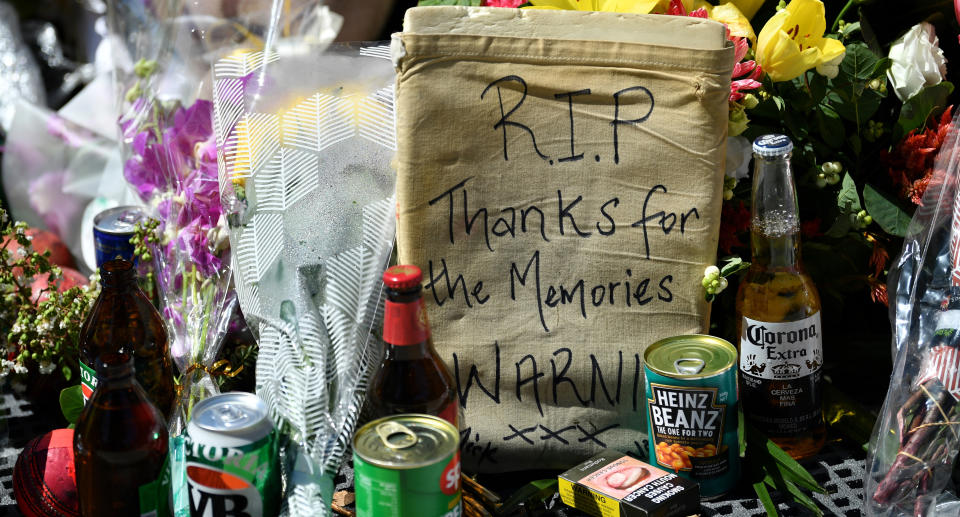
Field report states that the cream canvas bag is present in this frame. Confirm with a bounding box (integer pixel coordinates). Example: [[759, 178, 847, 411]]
[[393, 6, 734, 471]]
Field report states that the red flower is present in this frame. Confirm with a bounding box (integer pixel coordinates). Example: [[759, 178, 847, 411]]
[[870, 278, 889, 306], [869, 242, 889, 277], [718, 200, 751, 254], [886, 106, 954, 205], [801, 218, 822, 239]]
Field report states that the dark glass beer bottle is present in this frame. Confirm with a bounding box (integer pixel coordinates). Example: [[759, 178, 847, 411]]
[[370, 265, 459, 427], [78, 259, 175, 418], [735, 134, 825, 460], [74, 355, 168, 516]]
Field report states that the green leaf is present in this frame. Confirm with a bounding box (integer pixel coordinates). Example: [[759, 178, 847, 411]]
[[499, 479, 558, 515], [62, 364, 72, 381], [769, 466, 824, 516], [720, 256, 750, 277], [839, 42, 881, 83], [815, 105, 845, 149], [753, 479, 779, 516], [837, 173, 862, 212], [762, 441, 824, 494], [896, 82, 954, 139], [739, 407, 747, 459], [863, 184, 911, 237], [840, 21, 861, 38], [848, 133, 862, 155], [824, 216, 851, 239], [773, 95, 786, 113], [60, 385, 84, 424], [867, 57, 892, 80]]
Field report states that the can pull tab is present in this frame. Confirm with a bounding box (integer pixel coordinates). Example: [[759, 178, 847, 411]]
[[376, 421, 418, 450], [674, 358, 705, 375]]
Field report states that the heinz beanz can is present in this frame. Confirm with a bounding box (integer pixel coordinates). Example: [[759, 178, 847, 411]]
[[354, 414, 461, 517], [644, 335, 739, 499], [93, 206, 145, 268], [184, 392, 280, 517]]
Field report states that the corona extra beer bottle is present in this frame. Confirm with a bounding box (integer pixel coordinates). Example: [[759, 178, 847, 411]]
[[370, 265, 459, 427], [735, 134, 825, 460]]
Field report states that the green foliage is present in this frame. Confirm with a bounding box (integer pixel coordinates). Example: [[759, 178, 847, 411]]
[[863, 184, 911, 237], [498, 478, 558, 515], [59, 385, 83, 426], [734, 23, 903, 312], [743, 421, 827, 516], [895, 82, 954, 140], [0, 208, 98, 386]]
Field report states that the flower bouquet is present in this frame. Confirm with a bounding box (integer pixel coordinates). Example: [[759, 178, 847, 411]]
[[212, 40, 397, 514], [427, 0, 960, 511], [109, 0, 242, 433]]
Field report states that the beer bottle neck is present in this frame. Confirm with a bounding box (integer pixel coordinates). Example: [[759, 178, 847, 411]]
[[100, 259, 138, 289], [383, 287, 431, 350], [750, 154, 802, 269]]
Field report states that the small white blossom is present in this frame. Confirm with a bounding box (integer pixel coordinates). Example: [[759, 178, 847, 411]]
[[38, 361, 56, 375], [815, 52, 845, 79]]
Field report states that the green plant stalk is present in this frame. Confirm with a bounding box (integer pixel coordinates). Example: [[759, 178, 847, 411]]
[[831, 0, 857, 32]]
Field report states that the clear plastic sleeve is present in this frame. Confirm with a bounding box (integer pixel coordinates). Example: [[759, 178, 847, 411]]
[[866, 109, 960, 516]]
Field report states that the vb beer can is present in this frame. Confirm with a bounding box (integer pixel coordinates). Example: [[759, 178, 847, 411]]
[[353, 414, 461, 517], [184, 392, 280, 516], [645, 335, 740, 499], [93, 206, 145, 268]]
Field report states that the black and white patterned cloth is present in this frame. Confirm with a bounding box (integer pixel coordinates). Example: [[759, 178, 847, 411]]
[[0, 393, 864, 516]]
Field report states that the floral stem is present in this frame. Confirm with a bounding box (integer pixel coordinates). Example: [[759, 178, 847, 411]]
[[831, 0, 856, 32]]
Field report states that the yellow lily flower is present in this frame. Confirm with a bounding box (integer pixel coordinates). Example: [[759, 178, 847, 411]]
[[526, 0, 684, 14], [722, 0, 765, 20], [756, 0, 846, 82], [710, 2, 756, 44]]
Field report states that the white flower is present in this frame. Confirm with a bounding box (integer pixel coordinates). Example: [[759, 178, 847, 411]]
[[887, 22, 947, 102], [816, 52, 845, 79], [38, 361, 56, 375], [725, 136, 753, 180]]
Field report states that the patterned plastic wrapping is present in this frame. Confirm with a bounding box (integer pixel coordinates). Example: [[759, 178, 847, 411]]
[[212, 43, 397, 515], [0, 1, 46, 132], [865, 110, 960, 516]]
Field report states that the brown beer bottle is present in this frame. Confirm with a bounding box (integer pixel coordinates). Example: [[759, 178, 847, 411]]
[[370, 265, 459, 427], [735, 134, 825, 460], [74, 354, 168, 516], [78, 259, 175, 418]]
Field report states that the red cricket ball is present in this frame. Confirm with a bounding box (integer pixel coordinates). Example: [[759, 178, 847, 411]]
[[29, 267, 89, 304], [12, 428, 80, 517]]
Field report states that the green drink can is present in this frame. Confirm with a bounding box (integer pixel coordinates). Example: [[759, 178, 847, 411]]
[[644, 335, 740, 499], [353, 414, 461, 517], [184, 392, 280, 516]]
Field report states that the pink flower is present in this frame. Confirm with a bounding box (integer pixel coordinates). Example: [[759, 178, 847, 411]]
[[730, 37, 762, 102], [667, 0, 707, 17], [482, 0, 525, 6], [664, 0, 760, 102]]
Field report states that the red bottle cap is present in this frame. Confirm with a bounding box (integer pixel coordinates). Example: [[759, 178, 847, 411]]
[[383, 265, 423, 290]]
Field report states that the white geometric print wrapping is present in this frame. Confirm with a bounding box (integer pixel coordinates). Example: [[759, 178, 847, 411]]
[[213, 45, 397, 516]]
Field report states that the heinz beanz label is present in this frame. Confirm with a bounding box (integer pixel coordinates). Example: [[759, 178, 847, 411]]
[[644, 335, 739, 499]]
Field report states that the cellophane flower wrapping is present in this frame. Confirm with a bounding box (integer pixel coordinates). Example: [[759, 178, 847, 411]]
[[866, 109, 960, 516], [212, 38, 396, 517]]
